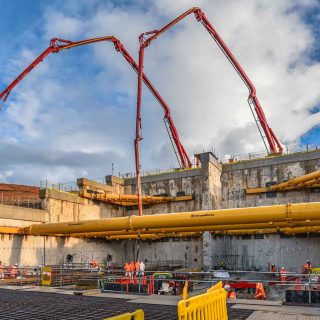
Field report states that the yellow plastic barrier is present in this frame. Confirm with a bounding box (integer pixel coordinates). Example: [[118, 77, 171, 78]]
[[178, 281, 228, 320], [182, 281, 189, 300], [105, 309, 144, 320]]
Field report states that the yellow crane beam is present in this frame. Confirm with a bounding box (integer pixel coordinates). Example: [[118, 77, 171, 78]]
[[79, 189, 193, 206], [246, 170, 320, 194], [25, 202, 320, 235], [69, 220, 320, 238], [105, 232, 201, 240]]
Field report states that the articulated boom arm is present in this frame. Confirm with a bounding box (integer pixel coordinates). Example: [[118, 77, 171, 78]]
[[138, 7, 283, 155], [0, 35, 191, 170], [134, 7, 283, 216]]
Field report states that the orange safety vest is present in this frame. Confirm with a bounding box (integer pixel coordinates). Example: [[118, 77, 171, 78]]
[[280, 269, 287, 282], [129, 262, 135, 272], [124, 263, 130, 272], [91, 260, 97, 268], [229, 291, 236, 299], [255, 282, 266, 300], [135, 261, 140, 272], [271, 266, 276, 272], [304, 263, 312, 270]]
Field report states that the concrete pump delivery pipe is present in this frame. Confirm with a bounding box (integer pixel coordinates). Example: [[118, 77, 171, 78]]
[[26, 202, 320, 235]]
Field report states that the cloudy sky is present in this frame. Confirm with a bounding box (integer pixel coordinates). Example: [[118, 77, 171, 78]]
[[0, 0, 320, 186]]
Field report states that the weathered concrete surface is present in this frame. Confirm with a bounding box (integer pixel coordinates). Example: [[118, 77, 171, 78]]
[[209, 233, 320, 272], [128, 237, 203, 269], [0, 233, 126, 270], [0, 204, 47, 222], [41, 189, 125, 222], [221, 150, 320, 208]]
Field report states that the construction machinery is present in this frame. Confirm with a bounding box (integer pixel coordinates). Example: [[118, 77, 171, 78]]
[[134, 7, 283, 215], [0, 36, 192, 173]]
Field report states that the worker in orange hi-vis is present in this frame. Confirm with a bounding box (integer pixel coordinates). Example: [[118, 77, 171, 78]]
[[228, 289, 237, 299], [0, 261, 4, 280], [129, 261, 135, 282], [255, 282, 266, 300], [135, 260, 141, 276], [124, 262, 130, 277], [303, 260, 312, 274], [280, 267, 287, 283]]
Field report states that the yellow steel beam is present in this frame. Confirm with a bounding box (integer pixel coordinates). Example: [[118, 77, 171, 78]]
[[79, 189, 193, 206], [211, 229, 278, 235], [211, 226, 320, 235], [105, 232, 201, 240], [246, 170, 320, 194], [69, 220, 320, 238], [25, 202, 320, 235], [0, 226, 22, 234], [282, 226, 320, 234]]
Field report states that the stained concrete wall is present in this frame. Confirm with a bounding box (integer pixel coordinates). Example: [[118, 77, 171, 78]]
[[202, 149, 320, 271], [126, 238, 203, 270], [124, 152, 221, 269], [0, 234, 127, 266], [209, 233, 320, 272], [41, 189, 125, 222], [221, 149, 320, 208]]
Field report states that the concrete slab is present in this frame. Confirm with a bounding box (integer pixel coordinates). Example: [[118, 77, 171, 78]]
[[246, 310, 320, 320], [232, 304, 320, 316], [228, 298, 282, 306], [98, 292, 141, 300], [127, 294, 181, 306]]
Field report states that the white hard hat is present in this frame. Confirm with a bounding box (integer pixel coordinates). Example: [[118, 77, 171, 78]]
[[281, 267, 285, 269], [224, 284, 231, 291]]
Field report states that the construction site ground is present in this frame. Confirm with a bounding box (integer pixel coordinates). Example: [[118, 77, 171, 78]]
[[0, 286, 320, 319]]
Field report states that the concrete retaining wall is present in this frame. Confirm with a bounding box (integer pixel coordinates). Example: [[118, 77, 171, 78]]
[[209, 233, 320, 272]]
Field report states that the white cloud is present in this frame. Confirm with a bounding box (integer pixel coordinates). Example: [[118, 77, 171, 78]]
[[1, 0, 320, 184]]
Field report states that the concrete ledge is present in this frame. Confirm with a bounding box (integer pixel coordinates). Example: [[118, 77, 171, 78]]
[[40, 189, 86, 204], [223, 149, 320, 172], [0, 204, 47, 222], [124, 168, 202, 185], [77, 178, 114, 193]]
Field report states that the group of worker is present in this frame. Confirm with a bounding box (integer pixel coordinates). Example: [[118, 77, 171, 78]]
[[124, 260, 145, 280], [0, 261, 21, 279], [224, 282, 266, 300], [271, 260, 313, 283]]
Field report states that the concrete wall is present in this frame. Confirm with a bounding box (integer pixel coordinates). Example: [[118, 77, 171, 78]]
[[209, 233, 320, 272], [0, 234, 127, 266], [41, 189, 125, 222], [127, 238, 203, 270], [221, 150, 320, 208]]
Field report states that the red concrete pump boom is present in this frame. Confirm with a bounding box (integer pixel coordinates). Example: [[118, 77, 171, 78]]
[[0, 36, 192, 170], [135, 7, 283, 215]]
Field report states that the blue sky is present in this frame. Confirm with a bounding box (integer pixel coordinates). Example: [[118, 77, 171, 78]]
[[0, 0, 320, 185]]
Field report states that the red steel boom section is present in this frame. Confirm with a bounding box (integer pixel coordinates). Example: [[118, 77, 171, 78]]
[[135, 7, 283, 215], [0, 36, 192, 170]]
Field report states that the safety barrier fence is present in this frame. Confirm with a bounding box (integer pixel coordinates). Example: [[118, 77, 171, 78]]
[[1, 266, 319, 305], [178, 281, 228, 320], [105, 309, 144, 320], [0, 196, 42, 209]]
